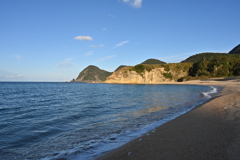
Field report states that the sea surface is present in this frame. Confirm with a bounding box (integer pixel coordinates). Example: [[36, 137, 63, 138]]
[[0, 82, 218, 160]]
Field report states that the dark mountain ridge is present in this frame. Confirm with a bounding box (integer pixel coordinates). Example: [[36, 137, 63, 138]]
[[181, 52, 228, 63], [141, 58, 166, 64], [229, 44, 240, 54]]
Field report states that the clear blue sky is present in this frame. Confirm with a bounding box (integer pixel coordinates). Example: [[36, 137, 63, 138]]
[[1, 0, 239, 81]]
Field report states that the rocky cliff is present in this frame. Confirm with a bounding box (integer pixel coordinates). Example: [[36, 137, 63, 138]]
[[104, 63, 192, 84]]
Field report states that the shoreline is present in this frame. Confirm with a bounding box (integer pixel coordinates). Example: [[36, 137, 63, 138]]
[[96, 78, 240, 160]]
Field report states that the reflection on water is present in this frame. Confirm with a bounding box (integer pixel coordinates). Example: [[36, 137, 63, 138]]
[[124, 105, 170, 116]]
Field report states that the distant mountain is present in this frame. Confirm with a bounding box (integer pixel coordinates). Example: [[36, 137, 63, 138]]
[[181, 52, 228, 63], [229, 44, 240, 54], [141, 59, 166, 64], [75, 65, 112, 83]]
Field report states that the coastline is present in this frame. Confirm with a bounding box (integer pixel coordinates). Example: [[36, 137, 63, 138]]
[[97, 77, 240, 160]]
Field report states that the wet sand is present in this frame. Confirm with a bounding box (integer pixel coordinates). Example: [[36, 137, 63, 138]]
[[97, 77, 240, 160]]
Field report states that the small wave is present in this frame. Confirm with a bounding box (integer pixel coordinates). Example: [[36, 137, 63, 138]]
[[0, 108, 7, 111], [201, 86, 218, 99]]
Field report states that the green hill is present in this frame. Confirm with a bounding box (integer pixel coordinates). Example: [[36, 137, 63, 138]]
[[188, 55, 240, 79], [75, 65, 112, 83], [141, 58, 166, 64]]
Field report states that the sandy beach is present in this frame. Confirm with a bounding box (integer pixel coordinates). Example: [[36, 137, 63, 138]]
[[97, 77, 240, 160]]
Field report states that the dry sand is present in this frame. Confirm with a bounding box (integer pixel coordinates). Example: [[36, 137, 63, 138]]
[[97, 77, 240, 160]]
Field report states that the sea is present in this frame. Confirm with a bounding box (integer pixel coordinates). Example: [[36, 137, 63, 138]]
[[0, 82, 219, 160]]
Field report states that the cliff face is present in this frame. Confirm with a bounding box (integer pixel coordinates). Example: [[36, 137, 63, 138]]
[[104, 64, 191, 84], [105, 68, 172, 84], [76, 65, 112, 83]]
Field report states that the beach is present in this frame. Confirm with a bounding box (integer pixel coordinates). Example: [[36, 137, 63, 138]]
[[97, 77, 240, 160]]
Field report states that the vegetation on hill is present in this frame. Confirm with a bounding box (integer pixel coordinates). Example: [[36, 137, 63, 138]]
[[114, 65, 128, 72], [181, 52, 228, 63], [229, 44, 240, 54], [141, 58, 166, 64], [76, 65, 112, 82], [188, 55, 240, 79], [180, 52, 240, 80], [233, 62, 240, 75], [163, 63, 193, 81], [131, 64, 153, 73]]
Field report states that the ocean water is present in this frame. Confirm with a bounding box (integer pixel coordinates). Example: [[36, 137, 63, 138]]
[[0, 82, 218, 160]]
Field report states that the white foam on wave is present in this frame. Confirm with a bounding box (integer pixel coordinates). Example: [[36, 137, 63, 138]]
[[201, 86, 218, 99]]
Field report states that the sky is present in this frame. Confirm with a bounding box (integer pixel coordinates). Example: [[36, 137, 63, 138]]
[[0, 0, 240, 82]]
